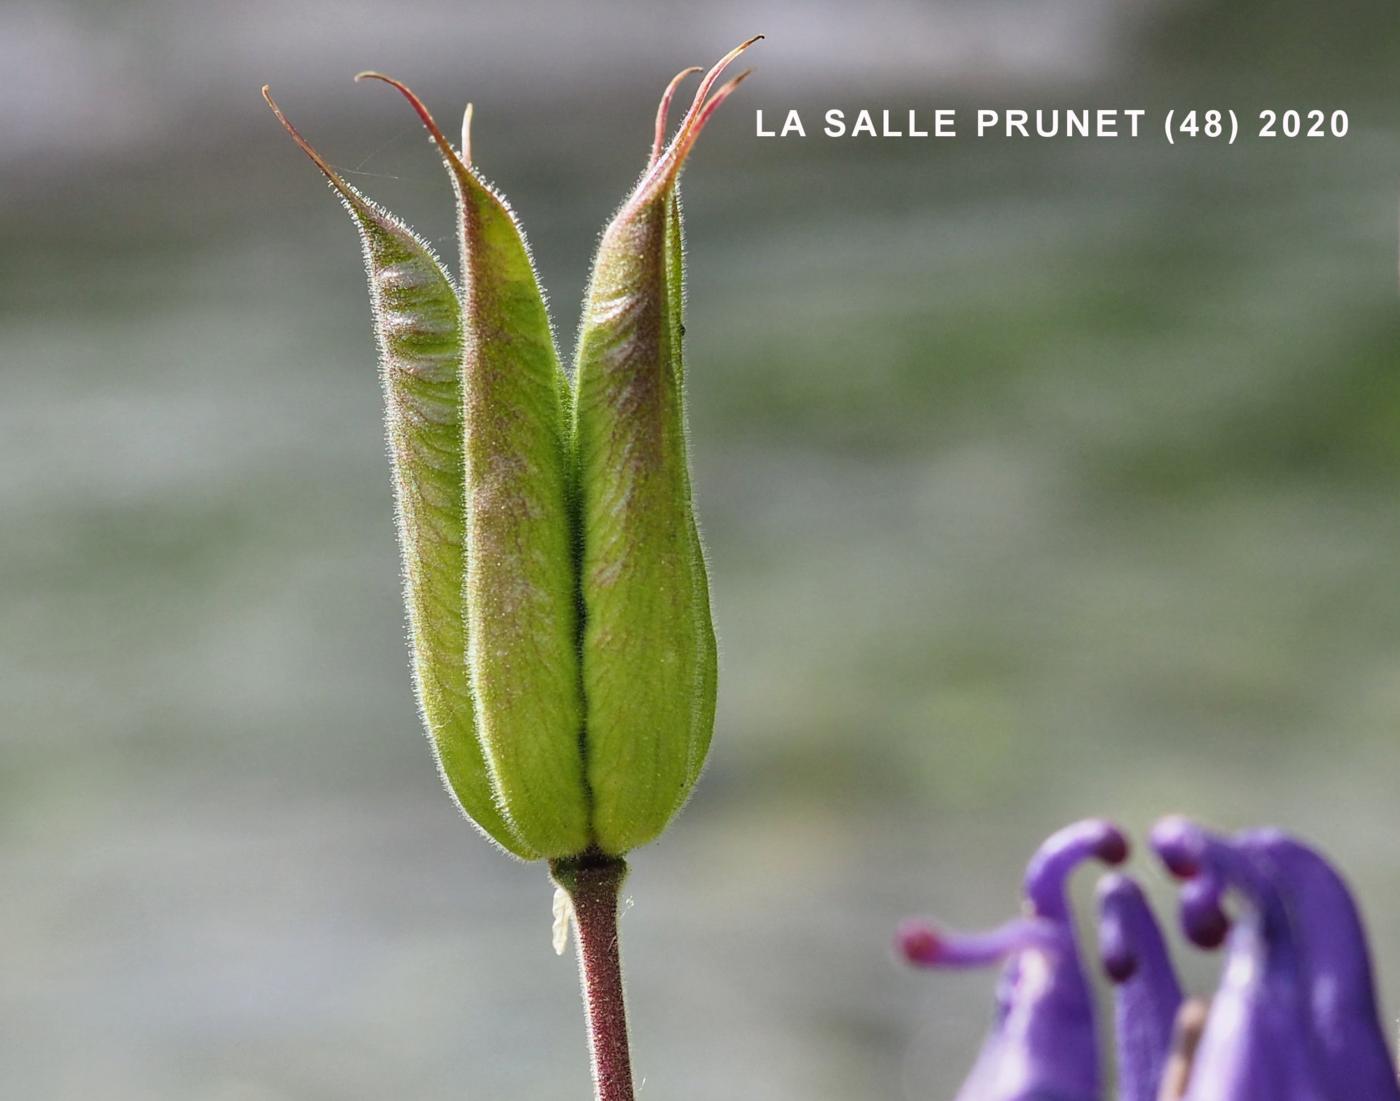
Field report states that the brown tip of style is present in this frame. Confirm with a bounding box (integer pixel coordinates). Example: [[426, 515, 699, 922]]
[[651, 66, 703, 167], [262, 84, 361, 204], [355, 71, 473, 174], [633, 35, 762, 204]]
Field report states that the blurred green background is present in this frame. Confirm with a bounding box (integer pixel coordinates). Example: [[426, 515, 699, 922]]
[[4, 1, 1400, 1097]]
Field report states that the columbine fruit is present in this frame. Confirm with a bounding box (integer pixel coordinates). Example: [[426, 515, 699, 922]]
[[264, 36, 757, 863], [264, 38, 760, 1101]]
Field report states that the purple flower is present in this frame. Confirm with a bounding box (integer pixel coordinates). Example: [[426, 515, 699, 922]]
[[899, 817, 1399, 1101], [1150, 817, 1400, 1101], [1150, 817, 1328, 1100], [897, 819, 1128, 1101]]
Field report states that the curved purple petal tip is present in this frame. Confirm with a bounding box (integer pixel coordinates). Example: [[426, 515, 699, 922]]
[[1096, 874, 1144, 981], [896, 919, 942, 966], [1149, 815, 1205, 879], [899, 820, 1121, 1101], [1179, 872, 1230, 949], [898, 916, 1060, 970], [1024, 818, 1129, 920]]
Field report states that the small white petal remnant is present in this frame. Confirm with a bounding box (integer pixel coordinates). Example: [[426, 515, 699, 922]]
[[552, 885, 572, 956]]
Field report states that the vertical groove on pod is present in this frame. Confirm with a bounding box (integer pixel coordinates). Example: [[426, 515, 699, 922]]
[[664, 191, 719, 799], [573, 40, 758, 854]]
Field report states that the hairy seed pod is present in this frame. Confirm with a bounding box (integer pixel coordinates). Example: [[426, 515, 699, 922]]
[[573, 39, 759, 854], [354, 76, 591, 859], [263, 89, 534, 858]]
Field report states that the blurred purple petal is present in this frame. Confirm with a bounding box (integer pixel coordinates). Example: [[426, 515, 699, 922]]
[[1096, 873, 1182, 1101], [1237, 830, 1400, 1101], [1150, 818, 1331, 1101], [900, 819, 1126, 1101]]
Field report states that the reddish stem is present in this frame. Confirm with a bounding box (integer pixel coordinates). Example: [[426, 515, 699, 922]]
[[551, 854, 634, 1101]]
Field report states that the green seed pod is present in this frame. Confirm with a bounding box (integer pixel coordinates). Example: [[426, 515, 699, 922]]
[[268, 43, 756, 863], [262, 89, 534, 859], [573, 39, 759, 855], [358, 76, 591, 859]]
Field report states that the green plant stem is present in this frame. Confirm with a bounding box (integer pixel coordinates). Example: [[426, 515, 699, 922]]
[[551, 854, 634, 1101]]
